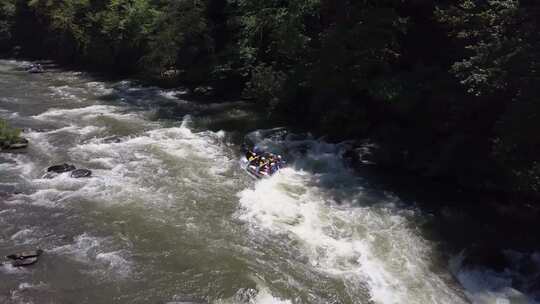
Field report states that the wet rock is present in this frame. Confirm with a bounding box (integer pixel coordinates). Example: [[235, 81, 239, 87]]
[[234, 288, 258, 303], [1, 137, 29, 151], [70, 169, 92, 178], [7, 249, 43, 267], [193, 86, 215, 98], [47, 163, 76, 173], [7, 137, 29, 149], [11, 256, 39, 267], [7, 250, 43, 260], [26, 64, 45, 74]]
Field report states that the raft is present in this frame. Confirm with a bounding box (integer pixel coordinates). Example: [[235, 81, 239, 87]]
[[242, 151, 285, 179], [245, 164, 271, 179]]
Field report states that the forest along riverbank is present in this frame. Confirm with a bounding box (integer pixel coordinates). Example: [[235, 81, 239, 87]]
[[1, 59, 539, 304]]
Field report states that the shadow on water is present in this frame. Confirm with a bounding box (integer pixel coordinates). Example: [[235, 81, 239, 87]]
[[356, 165, 540, 253], [347, 164, 540, 301], [254, 128, 540, 269]]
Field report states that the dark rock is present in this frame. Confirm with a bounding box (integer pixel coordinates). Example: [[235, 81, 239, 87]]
[[7, 137, 29, 149], [7, 249, 43, 260], [47, 163, 76, 173], [27, 64, 45, 74], [70, 169, 92, 178], [7, 249, 43, 267], [11, 256, 39, 267], [1, 138, 29, 151], [193, 86, 215, 98]]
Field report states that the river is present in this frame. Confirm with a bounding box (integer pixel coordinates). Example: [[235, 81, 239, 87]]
[[1, 59, 538, 304]]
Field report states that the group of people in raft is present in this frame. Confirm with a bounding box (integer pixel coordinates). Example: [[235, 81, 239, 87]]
[[245, 147, 285, 176]]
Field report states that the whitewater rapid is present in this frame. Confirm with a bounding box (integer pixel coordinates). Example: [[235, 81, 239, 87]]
[[1, 59, 539, 304]]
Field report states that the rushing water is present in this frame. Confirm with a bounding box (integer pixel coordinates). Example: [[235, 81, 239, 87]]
[[1, 60, 538, 304]]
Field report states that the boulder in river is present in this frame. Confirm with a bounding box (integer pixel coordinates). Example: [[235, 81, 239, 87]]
[[7, 249, 43, 267], [7, 137, 29, 149], [47, 163, 76, 173], [70, 168, 92, 178], [0, 137, 29, 151], [26, 64, 45, 74], [193, 86, 215, 98]]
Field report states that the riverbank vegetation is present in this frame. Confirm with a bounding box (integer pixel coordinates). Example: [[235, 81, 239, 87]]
[[0, 118, 21, 148], [0, 0, 538, 198]]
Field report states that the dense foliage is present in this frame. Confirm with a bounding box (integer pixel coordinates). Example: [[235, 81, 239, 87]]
[[0, 0, 538, 196]]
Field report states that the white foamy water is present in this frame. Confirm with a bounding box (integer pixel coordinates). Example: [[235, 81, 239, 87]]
[[237, 140, 467, 304], [48, 85, 88, 102], [252, 290, 292, 304], [451, 251, 540, 304], [33, 104, 143, 124], [2, 59, 538, 304], [86, 81, 114, 96], [159, 88, 190, 101], [61, 118, 231, 210], [50, 234, 132, 279]]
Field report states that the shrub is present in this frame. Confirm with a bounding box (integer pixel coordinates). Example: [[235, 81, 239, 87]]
[[0, 119, 21, 147]]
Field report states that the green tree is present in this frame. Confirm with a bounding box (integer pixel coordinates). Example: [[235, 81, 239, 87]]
[[0, 0, 16, 50], [438, 0, 540, 195], [144, 0, 212, 80]]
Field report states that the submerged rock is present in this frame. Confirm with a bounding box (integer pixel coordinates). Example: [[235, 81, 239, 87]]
[[11, 256, 39, 267], [70, 169, 92, 178], [7, 249, 43, 267], [47, 163, 76, 173]]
